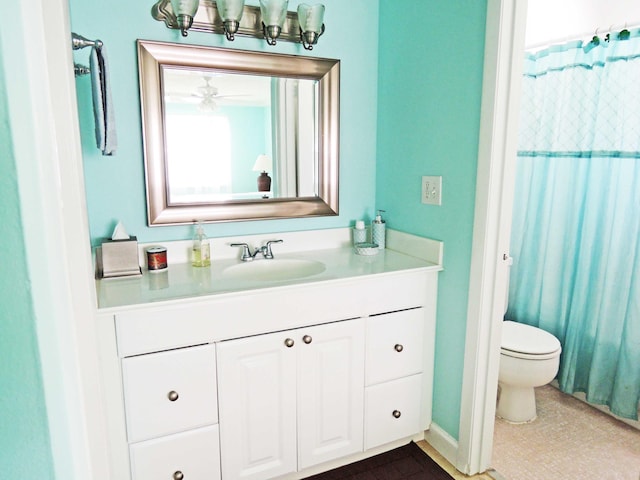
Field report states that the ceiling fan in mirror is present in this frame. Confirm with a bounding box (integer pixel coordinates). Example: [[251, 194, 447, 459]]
[[165, 75, 246, 112]]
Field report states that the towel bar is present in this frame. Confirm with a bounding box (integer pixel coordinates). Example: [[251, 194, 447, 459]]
[[74, 64, 91, 76], [72, 33, 103, 76], [72, 32, 103, 50]]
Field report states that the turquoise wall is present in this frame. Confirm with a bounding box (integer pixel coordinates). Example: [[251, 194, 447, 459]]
[[376, 1, 488, 439], [0, 36, 55, 478], [69, 0, 379, 246]]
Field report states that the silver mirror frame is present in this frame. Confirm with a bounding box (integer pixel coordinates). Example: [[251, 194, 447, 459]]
[[137, 39, 340, 225]]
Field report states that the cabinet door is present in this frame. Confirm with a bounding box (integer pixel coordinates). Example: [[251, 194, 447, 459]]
[[297, 318, 365, 470], [129, 425, 220, 480], [217, 331, 297, 480]]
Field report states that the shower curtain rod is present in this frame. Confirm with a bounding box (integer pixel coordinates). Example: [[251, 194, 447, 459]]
[[526, 22, 640, 52]]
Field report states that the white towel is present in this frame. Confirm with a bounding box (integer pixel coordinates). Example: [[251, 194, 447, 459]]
[[90, 45, 117, 156]]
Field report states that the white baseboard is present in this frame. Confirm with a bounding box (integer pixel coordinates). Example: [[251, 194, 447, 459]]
[[424, 422, 459, 468]]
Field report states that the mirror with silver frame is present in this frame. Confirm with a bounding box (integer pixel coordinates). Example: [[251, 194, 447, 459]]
[[137, 39, 340, 225]]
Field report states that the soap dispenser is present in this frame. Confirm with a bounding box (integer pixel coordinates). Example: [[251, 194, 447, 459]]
[[192, 221, 211, 267], [372, 210, 386, 250]]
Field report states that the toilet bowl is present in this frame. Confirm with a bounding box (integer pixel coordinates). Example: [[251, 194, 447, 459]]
[[497, 320, 561, 423]]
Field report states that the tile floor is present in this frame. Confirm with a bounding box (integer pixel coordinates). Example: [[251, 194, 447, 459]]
[[491, 385, 640, 480], [420, 385, 640, 480]]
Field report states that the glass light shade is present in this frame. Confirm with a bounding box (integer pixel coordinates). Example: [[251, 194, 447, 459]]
[[170, 0, 199, 16], [259, 0, 288, 27], [297, 4, 324, 34], [253, 154, 272, 172], [170, 0, 200, 36], [217, 0, 245, 21]]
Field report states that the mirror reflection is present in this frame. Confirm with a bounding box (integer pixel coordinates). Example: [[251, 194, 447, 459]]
[[162, 68, 319, 204]]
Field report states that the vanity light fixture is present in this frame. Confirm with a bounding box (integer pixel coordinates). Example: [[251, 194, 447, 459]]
[[152, 0, 326, 49], [217, 0, 245, 41], [297, 3, 325, 50], [260, 0, 289, 46], [169, 0, 200, 36], [253, 154, 273, 192]]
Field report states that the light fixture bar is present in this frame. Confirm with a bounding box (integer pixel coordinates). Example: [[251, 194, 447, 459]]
[[152, 0, 303, 44]]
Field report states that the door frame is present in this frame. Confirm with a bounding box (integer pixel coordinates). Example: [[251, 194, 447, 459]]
[[455, 0, 528, 474], [4, 0, 111, 478]]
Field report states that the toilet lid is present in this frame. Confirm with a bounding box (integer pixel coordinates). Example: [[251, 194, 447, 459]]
[[501, 321, 561, 356]]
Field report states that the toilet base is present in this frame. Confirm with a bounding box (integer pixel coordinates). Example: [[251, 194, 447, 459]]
[[496, 383, 537, 423]]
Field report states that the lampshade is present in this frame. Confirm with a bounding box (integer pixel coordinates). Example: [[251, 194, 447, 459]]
[[217, 0, 245, 40], [297, 3, 324, 50], [297, 4, 324, 33], [170, 0, 200, 36], [253, 154, 272, 172], [259, 0, 288, 27], [217, 0, 244, 20]]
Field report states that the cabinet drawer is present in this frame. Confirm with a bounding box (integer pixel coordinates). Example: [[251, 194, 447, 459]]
[[129, 424, 221, 480], [365, 308, 424, 385], [122, 344, 218, 443], [364, 374, 423, 450]]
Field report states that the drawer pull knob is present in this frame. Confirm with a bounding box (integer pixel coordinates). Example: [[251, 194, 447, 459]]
[[392, 410, 402, 419], [303, 335, 313, 344], [167, 390, 179, 402], [173, 471, 184, 480], [284, 338, 295, 348], [394, 344, 404, 353]]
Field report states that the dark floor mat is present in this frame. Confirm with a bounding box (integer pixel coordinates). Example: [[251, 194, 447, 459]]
[[304, 442, 454, 479]]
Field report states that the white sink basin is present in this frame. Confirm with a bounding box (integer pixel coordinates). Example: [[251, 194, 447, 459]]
[[222, 258, 326, 282]]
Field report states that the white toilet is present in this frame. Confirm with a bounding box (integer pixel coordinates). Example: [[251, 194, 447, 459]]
[[497, 320, 562, 423]]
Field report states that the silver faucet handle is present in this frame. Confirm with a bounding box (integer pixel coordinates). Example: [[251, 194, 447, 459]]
[[264, 239, 283, 259], [230, 243, 253, 261]]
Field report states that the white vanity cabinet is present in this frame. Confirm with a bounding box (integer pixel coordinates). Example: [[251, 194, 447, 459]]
[[98, 243, 442, 480], [216, 318, 365, 480]]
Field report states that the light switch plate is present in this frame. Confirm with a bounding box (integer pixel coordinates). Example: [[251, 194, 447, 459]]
[[421, 176, 442, 205]]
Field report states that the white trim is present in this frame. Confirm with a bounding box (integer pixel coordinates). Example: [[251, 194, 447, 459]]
[[424, 423, 459, 468], [4, 0, 111, 478], [455, 0, 527, 475]]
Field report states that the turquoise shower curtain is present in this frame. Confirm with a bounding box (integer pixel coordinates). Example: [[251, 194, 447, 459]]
[[508, 28, 640, 420]]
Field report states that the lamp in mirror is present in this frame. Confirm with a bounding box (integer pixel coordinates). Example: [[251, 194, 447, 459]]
[[297, 4, 325, 50], [259, 0, 289, 45], [253, 154, 273, 192], [217, 0, 245, 40], [169, 0, 200, 36]]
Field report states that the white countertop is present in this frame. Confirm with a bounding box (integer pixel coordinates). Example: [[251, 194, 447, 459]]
[[96, 247, 441, 310]]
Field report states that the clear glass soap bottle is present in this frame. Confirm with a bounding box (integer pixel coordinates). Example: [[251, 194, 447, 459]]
[[192, 222, 211, 267]]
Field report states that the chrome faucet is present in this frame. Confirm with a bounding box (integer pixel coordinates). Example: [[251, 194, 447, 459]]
[[230, 239, 283, 261]]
